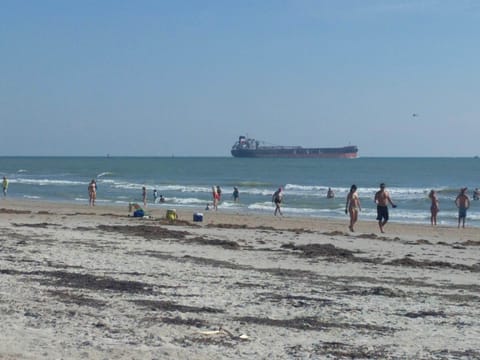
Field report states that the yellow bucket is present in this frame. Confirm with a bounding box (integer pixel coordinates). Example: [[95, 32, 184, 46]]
[[166, 209, 177, 221]]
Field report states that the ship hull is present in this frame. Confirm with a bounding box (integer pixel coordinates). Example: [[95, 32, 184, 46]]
[[231, 146, 358, 159]]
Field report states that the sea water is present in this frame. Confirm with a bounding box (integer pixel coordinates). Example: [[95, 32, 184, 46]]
[[1, 156, 479, 228]]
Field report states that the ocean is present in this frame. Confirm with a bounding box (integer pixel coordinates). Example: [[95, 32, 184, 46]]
[[1, 157, 479, 228]]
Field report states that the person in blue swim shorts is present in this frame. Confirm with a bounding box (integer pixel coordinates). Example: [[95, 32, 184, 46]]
[[455, 187, 470, 228]]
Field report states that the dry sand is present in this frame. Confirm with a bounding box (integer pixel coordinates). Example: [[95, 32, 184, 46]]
[[0, 199, 479, 359]]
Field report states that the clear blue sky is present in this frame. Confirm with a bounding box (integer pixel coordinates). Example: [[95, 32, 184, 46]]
[[1, 0, 479, 156]]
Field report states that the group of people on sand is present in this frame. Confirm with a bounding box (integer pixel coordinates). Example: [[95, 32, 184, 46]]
[[269, 183, 395, 232], [152, 189, 165, 204], [143, 188, 166, 207], [210, 186, 222, 210], [428, 188, 472, 228], [345, 183, 474, 232], [344, 183, 397, 233], [86, 178, 475, 229], [206, 186, 240, 211], [241, 183, 475, 231]]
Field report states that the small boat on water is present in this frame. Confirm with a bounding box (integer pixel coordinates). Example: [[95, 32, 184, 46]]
[[231, 136, 358, 159]]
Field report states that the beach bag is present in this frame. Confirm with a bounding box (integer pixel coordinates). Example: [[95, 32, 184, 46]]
[[133, 209, 145, 217]]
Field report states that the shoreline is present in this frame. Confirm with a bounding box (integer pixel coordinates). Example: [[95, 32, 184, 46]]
[[1, 198, 479, 358], [2, 197, 478, 234]]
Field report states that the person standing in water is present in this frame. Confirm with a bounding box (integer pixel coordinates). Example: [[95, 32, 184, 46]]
[[272, 187, 283, 216], [327, 187, 335, 199], [374, 183, 397, 233], [88, 179, 96, 206], [455, 187, 470, 228], [233, 186, 239, 202], [142, 186, 147, 207], [212, 186, 219, 210], [428, 189, 439, 226], [2, 176, 8, 197], [473, 188, 479, 201], [345, 184, 361, 232]]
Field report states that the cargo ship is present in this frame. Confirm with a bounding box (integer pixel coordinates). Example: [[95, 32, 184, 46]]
[[231, 136, 358, 158]]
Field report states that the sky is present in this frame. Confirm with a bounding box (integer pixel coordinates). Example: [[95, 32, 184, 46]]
[[1, 0, 479, 157]]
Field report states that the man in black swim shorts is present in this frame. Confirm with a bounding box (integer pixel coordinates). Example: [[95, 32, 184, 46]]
[[374, 183, 397, 233], [376, 204, 389, 222]]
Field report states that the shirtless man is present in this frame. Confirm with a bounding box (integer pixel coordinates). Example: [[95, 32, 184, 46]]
[[455, 188, 470, 228], [374, 183, 396, 233], [345, 184, 361, 232]]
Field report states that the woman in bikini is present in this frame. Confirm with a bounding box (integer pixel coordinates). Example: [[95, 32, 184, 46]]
[[88, 179, 97, 207], [345, 184, 361, 232], [428, 189, 439, 226]]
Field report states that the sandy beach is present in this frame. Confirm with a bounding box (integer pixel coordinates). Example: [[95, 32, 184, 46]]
[[0, 199, 479, 359]]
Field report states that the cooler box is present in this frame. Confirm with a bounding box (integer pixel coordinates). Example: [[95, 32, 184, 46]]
[[133, 209, 144, 217], [166, 209, 177, 221], [193, 212, 203, 222]]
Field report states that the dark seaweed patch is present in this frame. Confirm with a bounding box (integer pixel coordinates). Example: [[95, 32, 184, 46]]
[[385, 257, 480, 272], [35, 270, 175, 294], [432, 349, 480, 358], [403, 310, 446, 318], [281, 242, 355, 259], [98, 224, 190, 240], [12, 223, 60, 228], [235, 316, 394, 334], [287, 342, 391, 359], [0, 208, 31, 214], [356, 286, 406, 298], [131, 299, 223, 314], [47, 289, 107, 308], [258, 292, 333, 307], [186, 236, 241, 249], [158, 316, 207, 327]]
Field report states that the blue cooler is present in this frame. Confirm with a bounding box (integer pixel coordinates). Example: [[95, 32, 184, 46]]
[[193, 212, 203, 222]]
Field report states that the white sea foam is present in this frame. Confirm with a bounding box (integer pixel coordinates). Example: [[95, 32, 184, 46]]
[[97, 172, 114, 178], [3, 157, 478, 228], [14, 178, 87, 186], [168, 197, 206, 205]]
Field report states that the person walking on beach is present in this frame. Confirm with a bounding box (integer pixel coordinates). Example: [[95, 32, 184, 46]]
[[153, 189, 158, 203], [212, 186, 220, 210], [455, 187, 470, 228], [428, 189, 439, 226], [2, 176, 8, 197], [88, 179, 96, 206], [233, 186, 239, 202], [142, 186, 147, 207], [272, 187, 283, 216], [345, 184, 361, 232], [374, 183, 397, 233]]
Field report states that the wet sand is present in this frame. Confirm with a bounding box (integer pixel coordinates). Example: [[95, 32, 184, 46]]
[[0, 199, 479, 359]]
